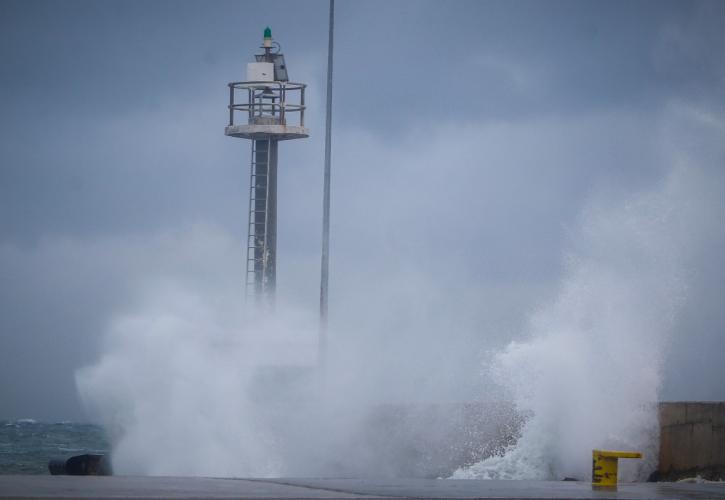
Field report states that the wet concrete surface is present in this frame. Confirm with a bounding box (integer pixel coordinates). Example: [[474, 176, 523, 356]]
[[1, 476, 725, 499]]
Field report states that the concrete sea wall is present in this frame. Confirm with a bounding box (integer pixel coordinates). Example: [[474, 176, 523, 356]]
[[657, 402, 725, 480], [368, 401, 725, 480], [347, 401, 523, 478]]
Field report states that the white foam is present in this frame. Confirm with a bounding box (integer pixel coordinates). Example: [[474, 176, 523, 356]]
[[453, 169, 689, 481]]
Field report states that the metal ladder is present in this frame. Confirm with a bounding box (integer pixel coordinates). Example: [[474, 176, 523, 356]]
[[245, 139, 270, 302]]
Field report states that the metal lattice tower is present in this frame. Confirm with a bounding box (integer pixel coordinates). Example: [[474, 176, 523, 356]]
[[226, 28, 309, 306]]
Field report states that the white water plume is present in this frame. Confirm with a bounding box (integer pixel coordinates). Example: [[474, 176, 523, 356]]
[[74, 253, 486, 477], [77, 166, 691, 479], [74, 106, 720, 479], [452, 168, 692, 481], [75, 285, 318, 476]]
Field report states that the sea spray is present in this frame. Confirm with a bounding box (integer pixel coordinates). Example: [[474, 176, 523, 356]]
[[73, 110, 718, 479], [75, 172, 692, 479], [452, 169, 689, 481], [75, 284, 319, 476]]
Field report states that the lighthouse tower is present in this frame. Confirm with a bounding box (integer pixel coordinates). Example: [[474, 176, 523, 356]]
[[225, 28, 309, 305]]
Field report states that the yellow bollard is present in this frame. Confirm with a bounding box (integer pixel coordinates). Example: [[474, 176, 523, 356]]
[[592, 449, 642, 489]]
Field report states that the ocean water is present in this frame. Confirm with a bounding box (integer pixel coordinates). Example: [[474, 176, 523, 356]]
[[0, 420, 109, 474]]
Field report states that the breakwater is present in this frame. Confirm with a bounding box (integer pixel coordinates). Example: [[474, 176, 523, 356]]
[[657, 401, 725, 480]]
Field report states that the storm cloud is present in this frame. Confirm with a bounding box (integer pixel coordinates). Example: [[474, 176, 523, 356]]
[[1, 0, 724, 423]]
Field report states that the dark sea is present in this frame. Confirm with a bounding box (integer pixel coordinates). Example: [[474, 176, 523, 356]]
[[0, 420, 109, 474]]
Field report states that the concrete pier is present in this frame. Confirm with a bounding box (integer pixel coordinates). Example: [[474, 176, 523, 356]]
[[658, 402, 725, 480], [1, 476, 724, 499]]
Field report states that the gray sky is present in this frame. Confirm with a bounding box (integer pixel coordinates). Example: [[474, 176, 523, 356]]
[[1, 0, 725, 421]]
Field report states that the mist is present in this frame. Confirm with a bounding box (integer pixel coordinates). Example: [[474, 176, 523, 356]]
[[74, 101, 724, 478]]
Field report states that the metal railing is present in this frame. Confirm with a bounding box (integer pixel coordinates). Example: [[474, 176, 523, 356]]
[[227, 81, 306, 128]]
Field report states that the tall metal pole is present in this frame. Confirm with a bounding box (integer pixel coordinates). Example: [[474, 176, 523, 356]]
[[319, 0, 334, 366]]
